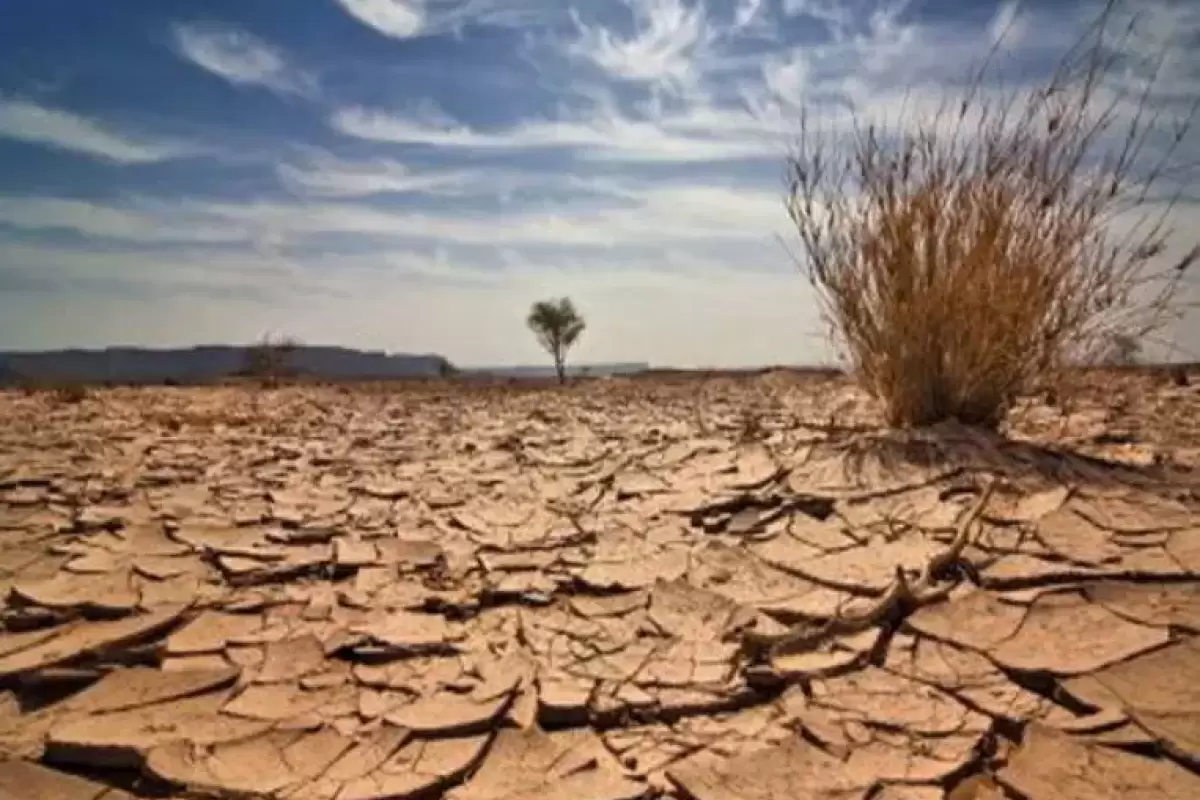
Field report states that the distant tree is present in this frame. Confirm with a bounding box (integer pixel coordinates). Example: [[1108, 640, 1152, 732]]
[[245, 333, 300, 386], [527, 297, 585, 385]]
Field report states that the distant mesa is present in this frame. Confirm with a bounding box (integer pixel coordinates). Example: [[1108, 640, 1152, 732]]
[[0, 346, 455, 385]]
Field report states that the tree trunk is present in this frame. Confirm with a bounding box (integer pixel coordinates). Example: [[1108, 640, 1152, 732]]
[[554, 353, 566, 384]]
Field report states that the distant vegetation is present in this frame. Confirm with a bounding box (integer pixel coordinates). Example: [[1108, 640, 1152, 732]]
[[527, 297, 587, 385], [784, 0, 1196, 429], [241, 333, 301, 387]]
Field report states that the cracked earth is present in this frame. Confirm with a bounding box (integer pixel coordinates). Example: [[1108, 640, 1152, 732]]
[[2, 370, 1199, 800]]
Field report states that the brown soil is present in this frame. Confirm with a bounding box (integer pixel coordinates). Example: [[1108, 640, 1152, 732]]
[[1, 370, 1198, 799]]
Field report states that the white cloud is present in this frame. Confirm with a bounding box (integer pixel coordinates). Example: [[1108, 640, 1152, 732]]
[[331, 0, 549, 40], [0, 176, 792, 252], [0, 98, 196, 164], [0, 197, 241, 243], [781, 0, 856, 30], [333, 0, 425, 39], [171, 22, 316, 96], [216, 181, 787, 247], [331, 101, 785, 162], [328, 0, 1003, 165], [0, 240, 303, 290], [762, 52, 809, 106], [567, 0, 714, 88], [276, 150, 472, 197], [1103, 0, 1200, 102]]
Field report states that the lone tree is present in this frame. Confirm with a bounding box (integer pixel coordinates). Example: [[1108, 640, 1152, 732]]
[[527, 297, 586, 384]]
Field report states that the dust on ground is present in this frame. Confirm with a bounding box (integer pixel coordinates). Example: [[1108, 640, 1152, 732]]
[[1, 369, 1198, 799]]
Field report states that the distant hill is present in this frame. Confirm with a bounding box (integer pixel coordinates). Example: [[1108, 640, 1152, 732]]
[[0, 346, 454, 385]]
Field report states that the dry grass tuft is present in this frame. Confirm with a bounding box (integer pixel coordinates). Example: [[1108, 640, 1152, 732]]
[[785, 0, 1197, 429]]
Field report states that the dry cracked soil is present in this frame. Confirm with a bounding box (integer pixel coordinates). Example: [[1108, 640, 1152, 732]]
[[2, 369, 1200, 800]]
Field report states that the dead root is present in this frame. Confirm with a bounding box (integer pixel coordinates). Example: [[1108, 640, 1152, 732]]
[[738, 481, 996, 666]]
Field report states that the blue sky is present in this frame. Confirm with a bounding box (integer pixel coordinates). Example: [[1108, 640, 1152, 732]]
[[0, 0, 1197, 367]]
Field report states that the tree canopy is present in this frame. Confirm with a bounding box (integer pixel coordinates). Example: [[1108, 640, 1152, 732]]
[[527, 297, 586, 384]]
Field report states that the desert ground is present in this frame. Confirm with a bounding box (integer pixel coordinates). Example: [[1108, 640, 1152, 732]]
[[1, 369, 1199, 799]]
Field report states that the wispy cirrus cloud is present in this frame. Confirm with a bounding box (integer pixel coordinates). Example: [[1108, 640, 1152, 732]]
[[276, 149, 472, 198], [0, 196, 241, 244], [567, 0, 715, 88], [327, 0, 985, 165], [0, 175, 791, 251], [332, 0, 1200, 168], [0, 98, 197, 164], [0, 239, 317, 302], [171, 22, 316, 97], [330, 102, 784, 162]]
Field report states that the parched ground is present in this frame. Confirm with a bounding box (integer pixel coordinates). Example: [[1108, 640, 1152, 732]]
[[1, 371, 1199, 800]]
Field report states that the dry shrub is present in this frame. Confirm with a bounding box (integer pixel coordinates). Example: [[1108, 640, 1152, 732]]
[[243, 333, 301, 388], [785, 0, 1197, 429], [52, 383, 89, 404]]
